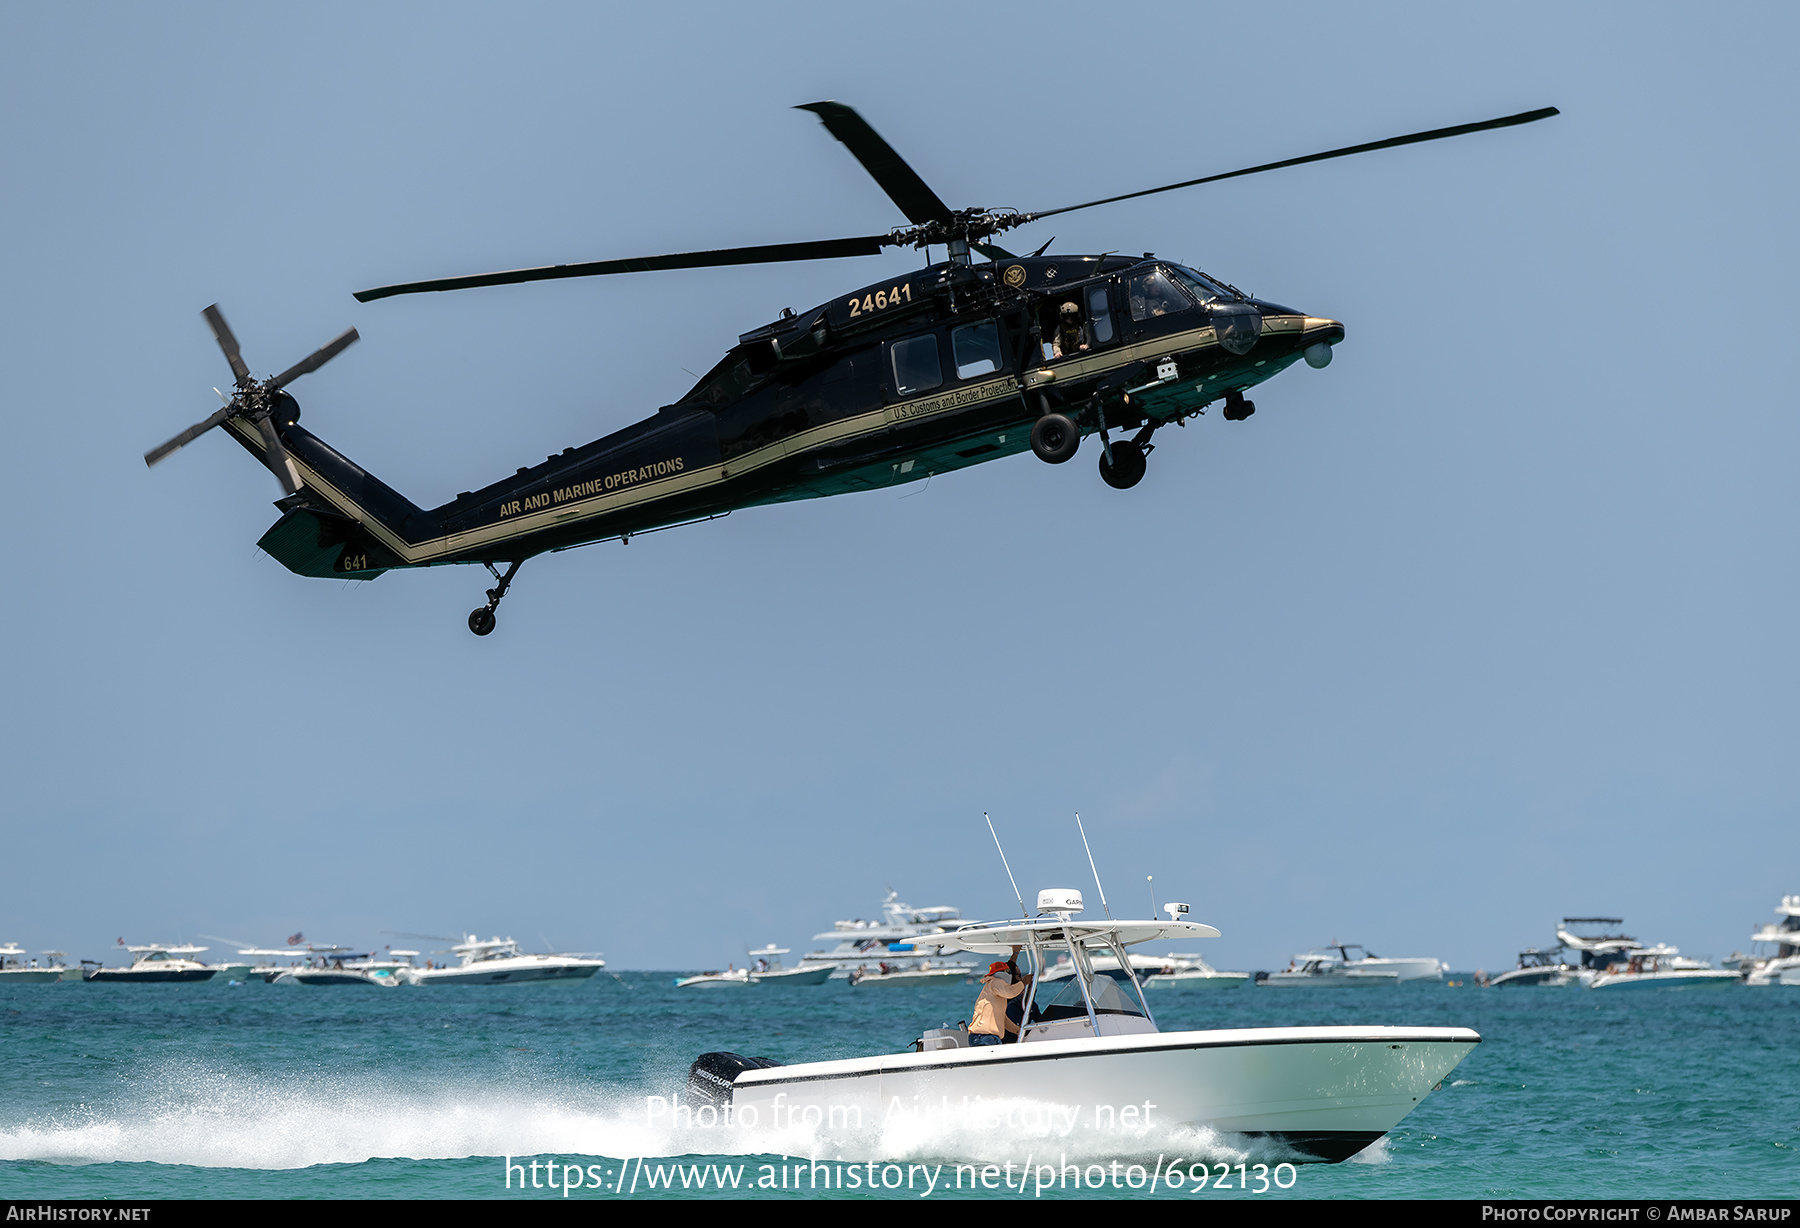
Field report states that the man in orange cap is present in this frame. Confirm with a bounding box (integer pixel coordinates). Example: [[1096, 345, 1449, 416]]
[[969, 946, 1032, 1047]]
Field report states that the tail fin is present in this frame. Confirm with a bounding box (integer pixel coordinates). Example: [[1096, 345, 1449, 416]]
[[235, 418, 426, 580]]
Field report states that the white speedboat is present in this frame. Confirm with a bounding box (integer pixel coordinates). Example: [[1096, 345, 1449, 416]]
[[847, 960, 971, 987], [279, 948, 417, 987], [1738, 896, 1800, 987], [1486, 946, 1582, 987], [1143, 953, 1250, 990], [1303, 944, 1443, 983], [685, 890, 1478, 1163], [1586, 945, 1739, 991], [409, 935, 604, 985], [0, 945, 66, 983], [798, 891, 979, 979], [1260, 954, 1399, 987], [747, 945, 832, 985], [82, 944, 217, 983], [676, 967, 753, 988]]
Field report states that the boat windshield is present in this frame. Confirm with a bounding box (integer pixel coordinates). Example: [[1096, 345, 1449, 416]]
[[1032, 968, 1146, 1021]]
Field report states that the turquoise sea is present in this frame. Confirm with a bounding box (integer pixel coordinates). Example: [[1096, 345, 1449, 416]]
[[1, 975, 1795, 1201]]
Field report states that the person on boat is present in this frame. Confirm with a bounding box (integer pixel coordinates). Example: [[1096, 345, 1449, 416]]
[[969, 949, 1031, 1047]]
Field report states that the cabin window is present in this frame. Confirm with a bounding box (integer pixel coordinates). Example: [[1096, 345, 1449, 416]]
[[951, 321, 1003, 379], [1126, 269, 1192, 323], [1085, 284, 1115, 345], [890, 333, 943, 397]]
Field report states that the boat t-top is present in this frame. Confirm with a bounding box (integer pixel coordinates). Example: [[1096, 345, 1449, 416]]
[[1552, 917, 1638, 983], [685, 891, 1479, 1163], [82, 944, 217, 983], [409, 935, 604, 985], [0, 945, 67, 983]]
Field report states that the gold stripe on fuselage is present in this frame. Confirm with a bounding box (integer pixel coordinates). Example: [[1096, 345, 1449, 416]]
[[243, 315, 1304, 566]]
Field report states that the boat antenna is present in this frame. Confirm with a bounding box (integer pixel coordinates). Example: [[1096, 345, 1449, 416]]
[[1147, 876, 1156, 917], [1076, 813, 1112, 919], [985, 812, 1028, 918]]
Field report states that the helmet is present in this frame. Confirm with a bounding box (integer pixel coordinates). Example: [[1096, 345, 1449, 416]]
[[1060, 301, 1081, 316]]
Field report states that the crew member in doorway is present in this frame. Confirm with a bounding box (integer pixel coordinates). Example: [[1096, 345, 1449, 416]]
[[1051, 301, 1089, 358]]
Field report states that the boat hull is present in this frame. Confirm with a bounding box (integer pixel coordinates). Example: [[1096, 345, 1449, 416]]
[[82, 969, 217, 983], [1587, 970, 1740, 991], [726, 1025, 1479, 1163], [753, 966, 833, 986], [413, 960, 602, 985], [0, 969, 64, 983], [1260, 971, 1399, 988], [1146, 972, 1248, 990]]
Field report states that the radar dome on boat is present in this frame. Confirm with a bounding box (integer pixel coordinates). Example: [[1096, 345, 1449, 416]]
[[1038, 888, 1084, 915]]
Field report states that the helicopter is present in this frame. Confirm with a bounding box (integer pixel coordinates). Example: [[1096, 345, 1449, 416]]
[[146, 101, 1556, 636]]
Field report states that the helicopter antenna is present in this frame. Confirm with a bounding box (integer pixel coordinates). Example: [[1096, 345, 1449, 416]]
[[1076, 813, 1112, 919], [985, 813, 1028, 918]]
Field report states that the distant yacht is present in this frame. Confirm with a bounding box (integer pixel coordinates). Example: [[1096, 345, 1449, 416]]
[[799, 890, 979, 978], [1734, 896, 1800, 987], [82, 944, 217, 983], [409, 936, 604, 985]]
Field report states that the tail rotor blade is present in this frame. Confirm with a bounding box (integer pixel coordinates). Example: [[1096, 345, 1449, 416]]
[[202, 304, 251, 385], [256, 416, 303, 495], [145, 405, 235, 468], [269, 327, 359, 390]]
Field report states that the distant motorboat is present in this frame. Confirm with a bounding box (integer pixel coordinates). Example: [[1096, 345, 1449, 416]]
[[409, 936, 604, 985], [1486, 946, 1582, 988], [797, 890, 979, 979], [1585, 945, 1739, 991], [1260, 954, 1400, 988], [1143, 953, 1250, 990], [745, 945, 832, 985], [1735, 896, 1800, 987], [82, 944, 217, 983], [0, 945, 67, 984], [847, 961, 971, 987]]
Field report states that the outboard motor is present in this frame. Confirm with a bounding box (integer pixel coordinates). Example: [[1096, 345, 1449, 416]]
[[685, 1052, 784, 1109]]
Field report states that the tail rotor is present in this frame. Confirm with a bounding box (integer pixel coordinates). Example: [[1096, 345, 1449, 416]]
[[146, 304, 358, 495]]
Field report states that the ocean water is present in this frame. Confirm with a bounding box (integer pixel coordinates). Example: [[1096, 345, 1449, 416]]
[[1, 974, 1795, 1201]]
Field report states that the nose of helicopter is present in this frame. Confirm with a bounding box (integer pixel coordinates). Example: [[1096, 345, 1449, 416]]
[[1300, 316, 1344, 368]]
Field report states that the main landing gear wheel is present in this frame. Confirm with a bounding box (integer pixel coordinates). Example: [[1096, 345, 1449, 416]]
[[1099, 439, 1147, 489], [1031, 412, 1080, 464], [467, 559, 522, 636]]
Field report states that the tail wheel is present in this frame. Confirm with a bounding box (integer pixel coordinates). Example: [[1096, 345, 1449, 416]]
[[1099, 440, 1147, 489], [1030, 412, 1080, 464], [468, 608, 497, 636]]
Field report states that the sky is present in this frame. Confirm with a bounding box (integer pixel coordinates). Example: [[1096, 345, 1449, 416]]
[[1, 4, 1795, 973]]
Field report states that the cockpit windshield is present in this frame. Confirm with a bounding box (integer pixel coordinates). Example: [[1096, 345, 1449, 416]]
[[1034, 968, 1147, 1020], [1168, 266, 1235, 303]]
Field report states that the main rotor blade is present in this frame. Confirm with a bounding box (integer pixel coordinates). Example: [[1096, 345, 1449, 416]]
[[795, 101, 954, 226], [144, 405, 234, 468], [256, 416, 302, 495], [269, 327, 359, 390], [1028, 107, 1561, 222], [354, 235, 890, 303], [202, 304, 251, 384]]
